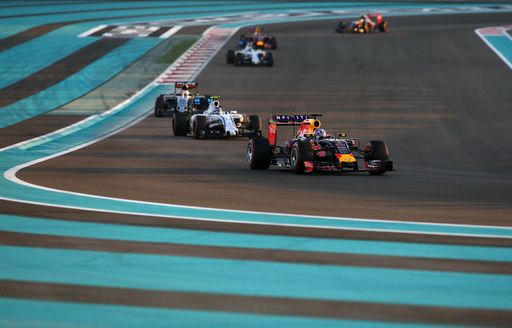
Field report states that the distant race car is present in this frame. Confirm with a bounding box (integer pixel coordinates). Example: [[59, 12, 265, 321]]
[[173, 96, 262, 139], [226, 44, 274, 66], [154, 81, 210, 117], [246, 114, 394, 175], [336, 14, 388, 33], [240, 26, 278, 49]]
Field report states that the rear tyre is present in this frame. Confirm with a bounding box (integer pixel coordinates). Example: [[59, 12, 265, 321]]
[[247, 138, 271, 170], [172, 112, 188, 136], [226, 49, 235, 64], [290, 141, 314, 174], [249, 115, 261, 135], [193, 116, 208, 139]]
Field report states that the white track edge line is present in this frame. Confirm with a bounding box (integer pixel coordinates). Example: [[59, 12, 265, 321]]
[[0, 195, 510, 240]]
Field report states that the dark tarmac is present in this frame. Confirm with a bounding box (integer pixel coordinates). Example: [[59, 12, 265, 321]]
[[11, 13, 512, 226]]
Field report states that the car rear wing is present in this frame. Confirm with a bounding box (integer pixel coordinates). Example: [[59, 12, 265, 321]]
[[268, 114, 322, 145], [269, 114, 321, 126], [174, 81, 198, 95], [367, 13, 384, 23], [175, 81, 198, 89]]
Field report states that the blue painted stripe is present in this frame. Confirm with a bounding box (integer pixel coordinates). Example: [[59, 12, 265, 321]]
[[0, 298, 451, 328], [0, 24, 97, 89], [1, 245, 512, 310], [0, 1, 237, 17], [483, 35, 512, 67], [1, 214, 511, 263], [0, 37, 160, 128], [2, 173, 512, 238]]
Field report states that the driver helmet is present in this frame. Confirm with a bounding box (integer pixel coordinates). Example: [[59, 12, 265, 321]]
[[314, 128, 327, 139], [210, 100, 221, 114], [181, 85, 190, 97]]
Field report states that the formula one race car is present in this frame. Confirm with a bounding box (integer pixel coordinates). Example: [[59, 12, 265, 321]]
[[336, 14, 388, 33], [226, 44, 274, 66], [247, 114, 394, 175], [154, 81, 210, 117], [173, 96, 262, 138]]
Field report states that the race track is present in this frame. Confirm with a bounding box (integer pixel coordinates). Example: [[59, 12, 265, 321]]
[[1, 2, 512, 327]]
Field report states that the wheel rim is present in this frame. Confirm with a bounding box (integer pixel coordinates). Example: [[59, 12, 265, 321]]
[[247, 143, 253, 164], [290, 148, 298, 168]]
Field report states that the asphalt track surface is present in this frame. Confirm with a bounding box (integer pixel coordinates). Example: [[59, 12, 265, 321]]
[[2, 5, 512, 328], [15, 13, 512, 225]]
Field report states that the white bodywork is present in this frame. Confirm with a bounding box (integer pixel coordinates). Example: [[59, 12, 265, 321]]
[[190, 101, 245, 136], [176, 95, 189, 112], [237, 44, 266, 64]]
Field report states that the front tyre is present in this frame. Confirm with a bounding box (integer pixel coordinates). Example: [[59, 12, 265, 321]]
[[154, 95, 165, 117], [193, 116, 208, 139], [172, 112, 188, 136], [290, 141, 314, 174], [266, 52, 274, 67], [335, 22, 346, 33], [234, 53, 243, 66], [226, 49, 235, 64], [378, 20, 389, 32], [247, 137, 271, 170], [365, 140, 390, 175]]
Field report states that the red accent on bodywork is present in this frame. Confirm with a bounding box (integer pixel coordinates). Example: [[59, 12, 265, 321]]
[[268, 123, 277, 146], [304, 161, 314, 172], [364, 143, 372, 154]]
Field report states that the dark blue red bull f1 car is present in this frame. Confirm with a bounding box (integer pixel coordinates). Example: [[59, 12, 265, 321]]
[[247, 114, 394, 175]]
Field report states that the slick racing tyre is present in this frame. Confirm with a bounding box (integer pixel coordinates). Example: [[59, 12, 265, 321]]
[[270, 37, 278, 49], [172, 112, 188, 136], [364, 140, 389, 175], [266, 52, 274, 67], [249, 115, 261, 135], [234, 53, 243, 66], [378, 20, 389, 32], [226, 49, 235, 64], [335, 22, 346, 33], [247, 137, 271, 170], [290, 141, 314, 174], [193, 115, 208, 139], [154, 95, 165, 117]]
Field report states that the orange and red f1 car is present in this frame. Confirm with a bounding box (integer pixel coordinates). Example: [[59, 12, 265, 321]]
[[247, 114, 393, 175], [336, 14, 388, 34]]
